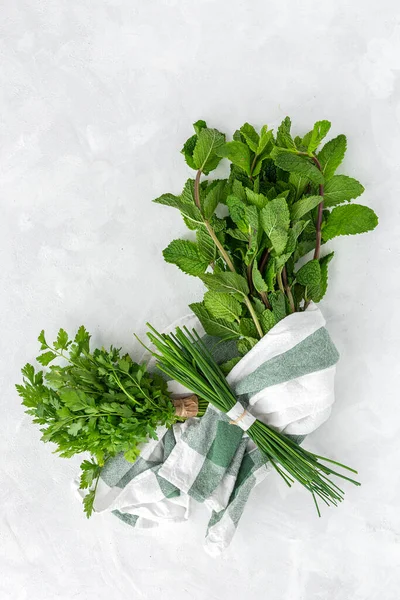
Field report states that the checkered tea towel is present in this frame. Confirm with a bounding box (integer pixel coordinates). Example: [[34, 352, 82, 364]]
[[88, 303, 339, 555]]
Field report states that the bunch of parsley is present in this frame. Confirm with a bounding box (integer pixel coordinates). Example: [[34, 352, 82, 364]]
[[16, 327, 176, 516], [156, 118, 378, 366]]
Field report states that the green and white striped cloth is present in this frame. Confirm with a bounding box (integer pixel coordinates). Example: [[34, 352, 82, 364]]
[[90, 303, 339, 555]]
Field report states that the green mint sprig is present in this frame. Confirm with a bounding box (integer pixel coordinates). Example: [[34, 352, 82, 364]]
[[155, 117, 378, 360]]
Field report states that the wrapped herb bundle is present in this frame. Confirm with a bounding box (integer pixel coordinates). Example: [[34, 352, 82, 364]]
[[150, 117, 378, 511]]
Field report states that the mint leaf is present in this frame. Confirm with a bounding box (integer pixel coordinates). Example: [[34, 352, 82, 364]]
[[252, 129, 274, 176], [269, 291, 287, 322], [322, 204, 378, 241], [232, 179, 246, 202], [240, 318, 258, 339], [200, 272, 249, 295], [289, 172, 309, 201], [308, 120, 331, 153], [260, 309, 276, 334], [193, 120, 207, 135], [296, 259, 321, 286], [237, 337, 258, 355], [275, 220, 309, 270], [220, 357, 241, 375], [317, 134, 347, 180], [204, 291, 242, 322], [291, 195, 322, 220], [276, 117, 296, 150], [257, 125, 272, 154], [193, 128, 225, 174], [252, 297, 266, 316], [302, 130, 313, 148], [196, 228, 216, 264], [245, 188, 268, 209], [314, 252, 334, 302], [181, 179, 195, 204], [296, 259, 321, 300], [285, 220, 309, 255], [163, 239, 208, 276], [260, 197, 290, 255], [216, 141, 252, 175], [180, 122, 208, 169], [36, 351, 57, 366], [153, 183, 204, 228], [323, 175, 364, 207], [227, 228, 248, 242], [153, 193, 181, 209], [190, 302, 240, 340], [240, 123, 259, 152], [227, 195, 249, 235], [252, 262, 268, 293], [271, 148, 324, 185], [203, 180, 225, 219], [181, 134, 197, 170]]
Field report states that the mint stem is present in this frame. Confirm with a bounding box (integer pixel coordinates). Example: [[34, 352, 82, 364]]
[[277, 270, 285, 295], [194, 170, 263, 339], [260, 291, 271, 310], [247, 262, 254, 295], [296, 152, 324, 261], [194, 170, 235, 272], [282, 266, 295, 313], [249, 153, 258, 180], [311, 155, 324, 261], [259, 248, 269, 275]]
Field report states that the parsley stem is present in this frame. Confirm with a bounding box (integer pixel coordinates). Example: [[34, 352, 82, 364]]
[[89, 468, 101, 514], [109, 368, 140, 405]]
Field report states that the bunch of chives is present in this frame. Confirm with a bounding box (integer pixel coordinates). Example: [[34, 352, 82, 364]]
[[145, 324, 360, 514]]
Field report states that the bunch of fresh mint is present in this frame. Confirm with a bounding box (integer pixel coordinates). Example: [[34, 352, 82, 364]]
[[155, 118, 378, 364], [16, 327, 176, 516]]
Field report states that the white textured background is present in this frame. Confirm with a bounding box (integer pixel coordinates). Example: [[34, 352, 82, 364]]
[[1, 1, 399, 599]]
